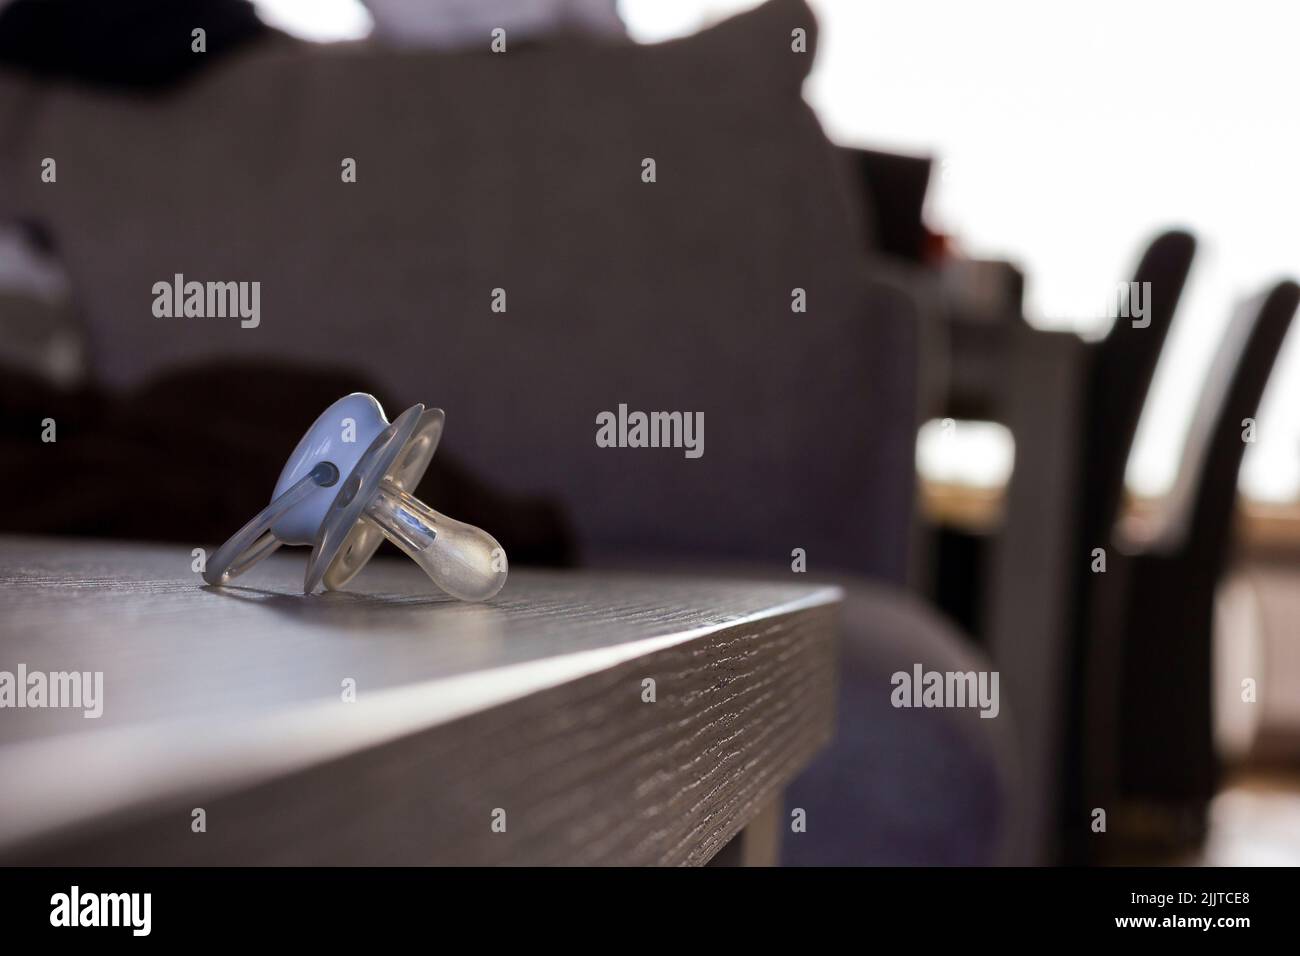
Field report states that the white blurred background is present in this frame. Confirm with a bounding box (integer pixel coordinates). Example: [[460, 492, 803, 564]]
[[255, 0, 1300, 503]]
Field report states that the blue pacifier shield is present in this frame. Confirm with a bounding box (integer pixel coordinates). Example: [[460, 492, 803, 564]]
[[269, 393, 389, 545]]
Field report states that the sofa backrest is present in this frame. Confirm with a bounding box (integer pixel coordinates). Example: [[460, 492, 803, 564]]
[[0, 0, 918, 580]]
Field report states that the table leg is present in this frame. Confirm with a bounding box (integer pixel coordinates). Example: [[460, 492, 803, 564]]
[[706, 794, 782, 866]]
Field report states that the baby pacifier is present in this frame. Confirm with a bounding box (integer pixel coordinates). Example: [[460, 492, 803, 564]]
[[203, 393, 508, 601]]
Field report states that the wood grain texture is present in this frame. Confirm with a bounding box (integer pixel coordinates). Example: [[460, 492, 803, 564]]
[[0, 536, 839, 864]]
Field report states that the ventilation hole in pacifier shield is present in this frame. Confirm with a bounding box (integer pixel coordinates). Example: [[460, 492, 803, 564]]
[[336, 473, 363, 508], [312, 461, 340, 487]]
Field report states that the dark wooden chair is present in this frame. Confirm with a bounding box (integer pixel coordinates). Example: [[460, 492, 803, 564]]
[[1058, 230, 1197, 857], [921, 231, 1198, 862], [932, 233, 1197, 644], [1081, 279, 1300, 858], [1077, 231, 1198, 562]]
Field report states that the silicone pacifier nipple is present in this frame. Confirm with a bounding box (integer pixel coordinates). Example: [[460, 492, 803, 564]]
[[364, 481, 507, 602], [203, 393, 508, 601]]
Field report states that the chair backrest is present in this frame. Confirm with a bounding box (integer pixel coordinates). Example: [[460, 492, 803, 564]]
[[1081, 230, 1196, 547], [1149, 279, 1300, 570], [1061, 230, 1194, 861]]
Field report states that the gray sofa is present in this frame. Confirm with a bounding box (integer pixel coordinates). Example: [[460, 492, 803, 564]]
[[0, 0, 1014, 863]]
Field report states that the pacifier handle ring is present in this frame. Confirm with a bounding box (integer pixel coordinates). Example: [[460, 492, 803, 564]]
[[202, 461, 339, 587]]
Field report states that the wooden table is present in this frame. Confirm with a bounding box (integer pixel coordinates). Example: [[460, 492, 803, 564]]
[[0, 536, 839, 865]]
